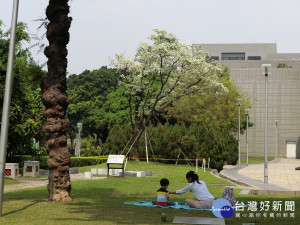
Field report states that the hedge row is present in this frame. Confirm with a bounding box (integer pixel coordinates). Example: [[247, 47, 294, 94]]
[[69, 157, 106, 167], [8, 155, 105, 169]]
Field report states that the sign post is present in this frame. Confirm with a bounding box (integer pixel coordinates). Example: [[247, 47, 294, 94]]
[[202, 157, 206, 172], [208, 156, 210, 168], [107, 155, 126, 178]]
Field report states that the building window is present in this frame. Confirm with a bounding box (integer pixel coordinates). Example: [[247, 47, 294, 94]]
[[211, 56, 219, 60], [221, 53, 245, 60], [248, 56, 261, 60]]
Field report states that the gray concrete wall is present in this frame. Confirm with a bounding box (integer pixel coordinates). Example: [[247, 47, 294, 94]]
[[196, 43, 300, 158], [267, 53, 300, 60], [216, 60, 300, 69], [230, 69, 300, 157], [200, 43, 277, 60]]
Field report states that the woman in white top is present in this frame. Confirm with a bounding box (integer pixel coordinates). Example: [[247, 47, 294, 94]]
[[169, 171, 215, 209]]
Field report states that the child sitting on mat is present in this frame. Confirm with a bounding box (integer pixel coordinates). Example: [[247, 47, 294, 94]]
[[152, 178, 175, 206]]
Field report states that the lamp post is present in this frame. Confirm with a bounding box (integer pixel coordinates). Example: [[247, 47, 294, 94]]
[[0, 0, 19, 217], [237, 98, 242, 169], [245, 109, 250, 166], [261, 64, 271, 184], [76, 123, 83, 157], [275, 120, 279, 161]]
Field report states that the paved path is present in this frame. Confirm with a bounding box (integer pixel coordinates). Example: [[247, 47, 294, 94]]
[[221, 158, 300, 191], [4, 173, 105, 192]]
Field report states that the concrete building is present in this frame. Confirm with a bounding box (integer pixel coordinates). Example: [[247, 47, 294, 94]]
[[198, 43, 300, 159]]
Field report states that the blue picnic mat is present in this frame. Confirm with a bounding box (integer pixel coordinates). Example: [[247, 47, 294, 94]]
[[124, 201, 212, 211]]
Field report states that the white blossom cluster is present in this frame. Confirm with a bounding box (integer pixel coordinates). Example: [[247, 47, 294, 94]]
[[111, 29, 227, 119]]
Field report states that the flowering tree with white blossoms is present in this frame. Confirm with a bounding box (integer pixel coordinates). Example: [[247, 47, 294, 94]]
[[111, 29, 227, 159]]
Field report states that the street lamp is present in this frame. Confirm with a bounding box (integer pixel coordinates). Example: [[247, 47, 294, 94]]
[[275, 120, 279, 161], [237, 98, 242, 169], [245, 109, 250, 166], [76, 123, 83, 157], [0, 0, 19, 217], [261, 64, 271, 184]]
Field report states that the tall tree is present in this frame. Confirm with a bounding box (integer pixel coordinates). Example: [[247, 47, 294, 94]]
[[87, 85, 129, 143], [166, 67, 253, 133], [0, 21, 45, 158], [111, 29, 227, 159], [67, 67, 120, 143], [42, 0, 72, 201]]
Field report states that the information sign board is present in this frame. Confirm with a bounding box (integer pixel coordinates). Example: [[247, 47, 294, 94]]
[[107, 155, 125, 164]]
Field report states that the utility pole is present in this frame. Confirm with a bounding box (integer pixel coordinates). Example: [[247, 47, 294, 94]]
[[0, 0, 19, 217]]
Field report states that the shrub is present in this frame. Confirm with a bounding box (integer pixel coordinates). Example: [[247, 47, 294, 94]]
[[8, 155, 105, 169], [69, 157, 105, 167], [8, 155, 48, 169], [103, 124, 132, 155], [80, 136, 102, 156]]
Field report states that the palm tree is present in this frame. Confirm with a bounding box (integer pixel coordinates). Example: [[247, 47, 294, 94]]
[[42, 0, 72, 201]]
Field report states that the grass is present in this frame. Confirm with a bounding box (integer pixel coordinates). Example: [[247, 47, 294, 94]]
[[4, 178, 21, 185], [4, 176, 47, 187], [20, 176, 48, 179], [241, 156, 275, 165], [98, 161, 232, 185], [78, 156, 276, 173], [0, 161, 299, 225]]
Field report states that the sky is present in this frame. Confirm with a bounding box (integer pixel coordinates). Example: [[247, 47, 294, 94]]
[[1, 0, 300, 75]]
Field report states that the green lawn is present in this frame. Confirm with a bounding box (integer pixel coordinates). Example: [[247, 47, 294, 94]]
[[78, 156, 276, 173], [240, 156, 275, 165], [4, 177, 21, 185], [0, 161, 299, 225], [91, 161, 232, 185]]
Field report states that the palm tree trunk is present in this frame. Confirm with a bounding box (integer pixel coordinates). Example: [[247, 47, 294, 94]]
[[42, 0, 72, 201]]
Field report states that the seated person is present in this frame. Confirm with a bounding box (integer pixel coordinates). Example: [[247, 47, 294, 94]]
[[169, 171, 214, 209], [152, 178, 175, 206]]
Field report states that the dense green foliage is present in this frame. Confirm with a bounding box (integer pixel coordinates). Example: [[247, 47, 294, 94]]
[[103, 123, 132, 155], [0, 21, 45, 158], [166, 67, 253, 133], [9, 155, 49, 169], [69, 157, 105, 167], [12, 155, 105, 169], [80, 136, 102, 156], [67, 67, 127, 144], [104, 123, 238, 172]]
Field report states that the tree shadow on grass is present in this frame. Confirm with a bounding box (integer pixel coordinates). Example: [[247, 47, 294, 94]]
[[4, 187, 48, 201], [1, 181, 210, 224], [54, 187, 210, 224], [2, 200, 44, 216], [2, 187, 48, 216]]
